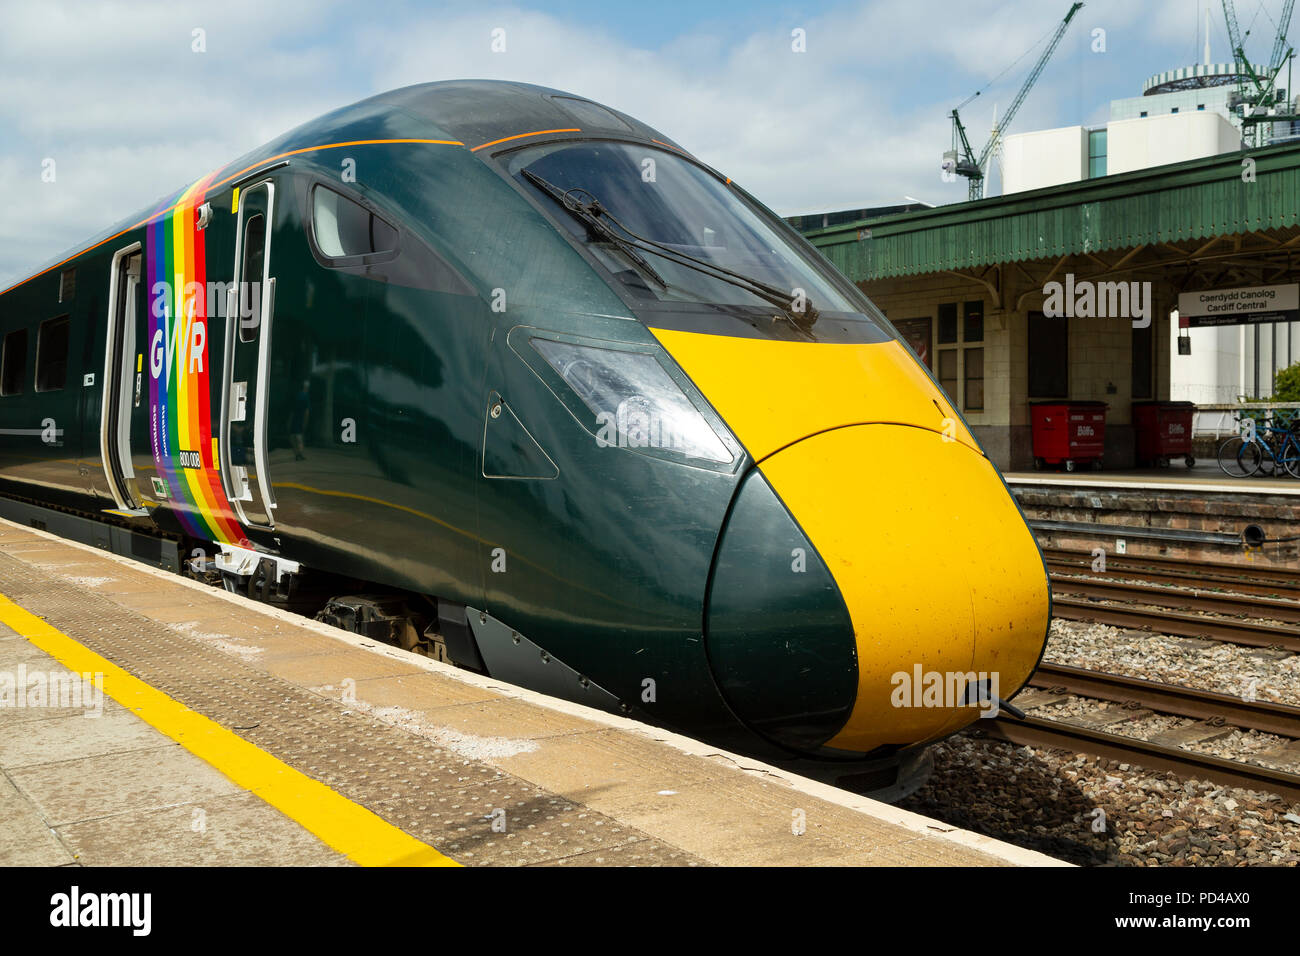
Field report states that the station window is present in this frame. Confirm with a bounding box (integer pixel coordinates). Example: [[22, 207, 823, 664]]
[[35, 316, 69, 392], [962, 301, 984, 342], [937, 303, 958, 404], [962, 301, 984, 412], [311, 184, 397, 259], [932, 300, 988, 411], [937, 303, 958, 344], [938, 349, 958, 404], [1, 328, 26, 396], [964, 347, 984, 411], [1028, 311, 1069, 398]]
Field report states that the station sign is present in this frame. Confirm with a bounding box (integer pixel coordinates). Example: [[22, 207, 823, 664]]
[[1177, 284, 1300, 327]]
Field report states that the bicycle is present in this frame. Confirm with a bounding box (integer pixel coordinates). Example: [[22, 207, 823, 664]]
[[1217, 418, 1300, 478]]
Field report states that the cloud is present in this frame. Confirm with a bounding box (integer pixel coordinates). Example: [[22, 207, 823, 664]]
[[0, 0, 1243, 284], [0, 0, 361, 283]]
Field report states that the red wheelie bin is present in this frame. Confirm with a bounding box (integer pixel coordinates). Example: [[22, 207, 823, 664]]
[[1030, 401, 1107, 472], [1132, 400, 1196, 468]]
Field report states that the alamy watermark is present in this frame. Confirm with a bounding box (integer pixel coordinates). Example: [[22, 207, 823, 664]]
[[151, 278, 259, 324], [0, 665, 103, 716], [890, 666, 1000, 718], [50, 886, 150, 936], [1042, 273, 1151, 328], [595, 397, 689, 452]]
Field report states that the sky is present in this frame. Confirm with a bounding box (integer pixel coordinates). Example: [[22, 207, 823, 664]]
[[0, 0, 1292, 285]]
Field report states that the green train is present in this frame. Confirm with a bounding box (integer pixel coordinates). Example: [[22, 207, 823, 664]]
[[0, 81, 1050, 793]]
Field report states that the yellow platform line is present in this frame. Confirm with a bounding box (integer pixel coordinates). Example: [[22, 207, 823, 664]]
[[0, 592, 457, 867]]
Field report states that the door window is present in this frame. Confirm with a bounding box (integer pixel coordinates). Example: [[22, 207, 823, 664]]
[[239, 214, 265, 343]]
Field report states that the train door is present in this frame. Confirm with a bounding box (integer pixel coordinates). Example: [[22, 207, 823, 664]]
[[220, 180, 277, 529], [99, 243, 147, 513]]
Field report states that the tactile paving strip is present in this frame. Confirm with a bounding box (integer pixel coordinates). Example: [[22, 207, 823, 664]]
[[0, 553, 704, 866]]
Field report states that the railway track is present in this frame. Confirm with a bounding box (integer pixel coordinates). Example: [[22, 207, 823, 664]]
[[1043, 548, 1300, 599], [986, 661, 1300, 801], [1049, 595, 1300, 651], [1028, 662, 1300, 738], [983, 713, 1300, 803], [1046, 551, 1300, 650], [1049, 575, 1300, 623], [988, 551, 1300, 810]]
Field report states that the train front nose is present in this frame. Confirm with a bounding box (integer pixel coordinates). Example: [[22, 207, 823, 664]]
[[705, 423, 1050, 756]]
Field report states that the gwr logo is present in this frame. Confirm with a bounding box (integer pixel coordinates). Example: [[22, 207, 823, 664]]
[[149, 279, 206, 385]]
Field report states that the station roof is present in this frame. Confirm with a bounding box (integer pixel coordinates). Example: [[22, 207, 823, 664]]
[[784, 202, 926, 233], [801, 141, 1300, 282]]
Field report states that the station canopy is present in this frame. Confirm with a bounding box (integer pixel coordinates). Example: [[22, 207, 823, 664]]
[[799, 141, 1300, 317]]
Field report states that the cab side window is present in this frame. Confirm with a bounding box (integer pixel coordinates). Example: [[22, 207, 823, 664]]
[[1, 328, 26, 396], [307, 181, 474, 296], [311, 185, 397, 259]]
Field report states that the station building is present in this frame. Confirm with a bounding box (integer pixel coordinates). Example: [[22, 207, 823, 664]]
[[993, 59, 1300, 407], [798, 142, 1300, 472]]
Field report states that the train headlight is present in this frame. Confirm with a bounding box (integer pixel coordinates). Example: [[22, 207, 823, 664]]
[[532, 338, 732, 463]]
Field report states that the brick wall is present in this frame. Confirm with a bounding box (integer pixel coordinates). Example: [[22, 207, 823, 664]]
[[1011, 483, 1300, 569]]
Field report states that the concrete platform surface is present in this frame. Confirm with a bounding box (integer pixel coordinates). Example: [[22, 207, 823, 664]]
[[1004, 466, 1300, 495], [0, 517, 1064, 867]]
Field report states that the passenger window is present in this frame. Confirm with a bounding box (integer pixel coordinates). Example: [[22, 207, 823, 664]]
[[239, 214, 265, 344], [35, 317, 69, 392], [312, 185, 397, 259], [1, 328, 26, 396]]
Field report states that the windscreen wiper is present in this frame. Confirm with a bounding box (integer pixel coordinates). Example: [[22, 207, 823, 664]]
[[521, 169, 668, 289], [522, 169, 817, 334], [598, 210, 819, 333]]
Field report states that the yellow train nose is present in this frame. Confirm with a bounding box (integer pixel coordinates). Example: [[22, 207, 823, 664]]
[[650, 327, 1050, 755], [758, 423, 1050, 753]]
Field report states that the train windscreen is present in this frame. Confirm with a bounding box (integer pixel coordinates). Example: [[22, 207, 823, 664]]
[[510, 142, 884, 335]]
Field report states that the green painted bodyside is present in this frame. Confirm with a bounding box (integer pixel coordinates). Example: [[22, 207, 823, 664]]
[[0, 82, 816, 751], [705, 469, 857, 750]]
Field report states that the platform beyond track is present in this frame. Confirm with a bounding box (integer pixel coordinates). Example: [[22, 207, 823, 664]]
[[0, 517, 1059, 868], [1004, 465, 1300, 495]]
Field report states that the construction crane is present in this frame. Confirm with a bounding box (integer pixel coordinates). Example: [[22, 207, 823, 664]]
[[1222, 0, 1298, 146], [944, 2, 1083, 200]]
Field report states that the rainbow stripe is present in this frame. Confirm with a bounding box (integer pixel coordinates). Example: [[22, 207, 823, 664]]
[[146, 175, 248, 546]]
